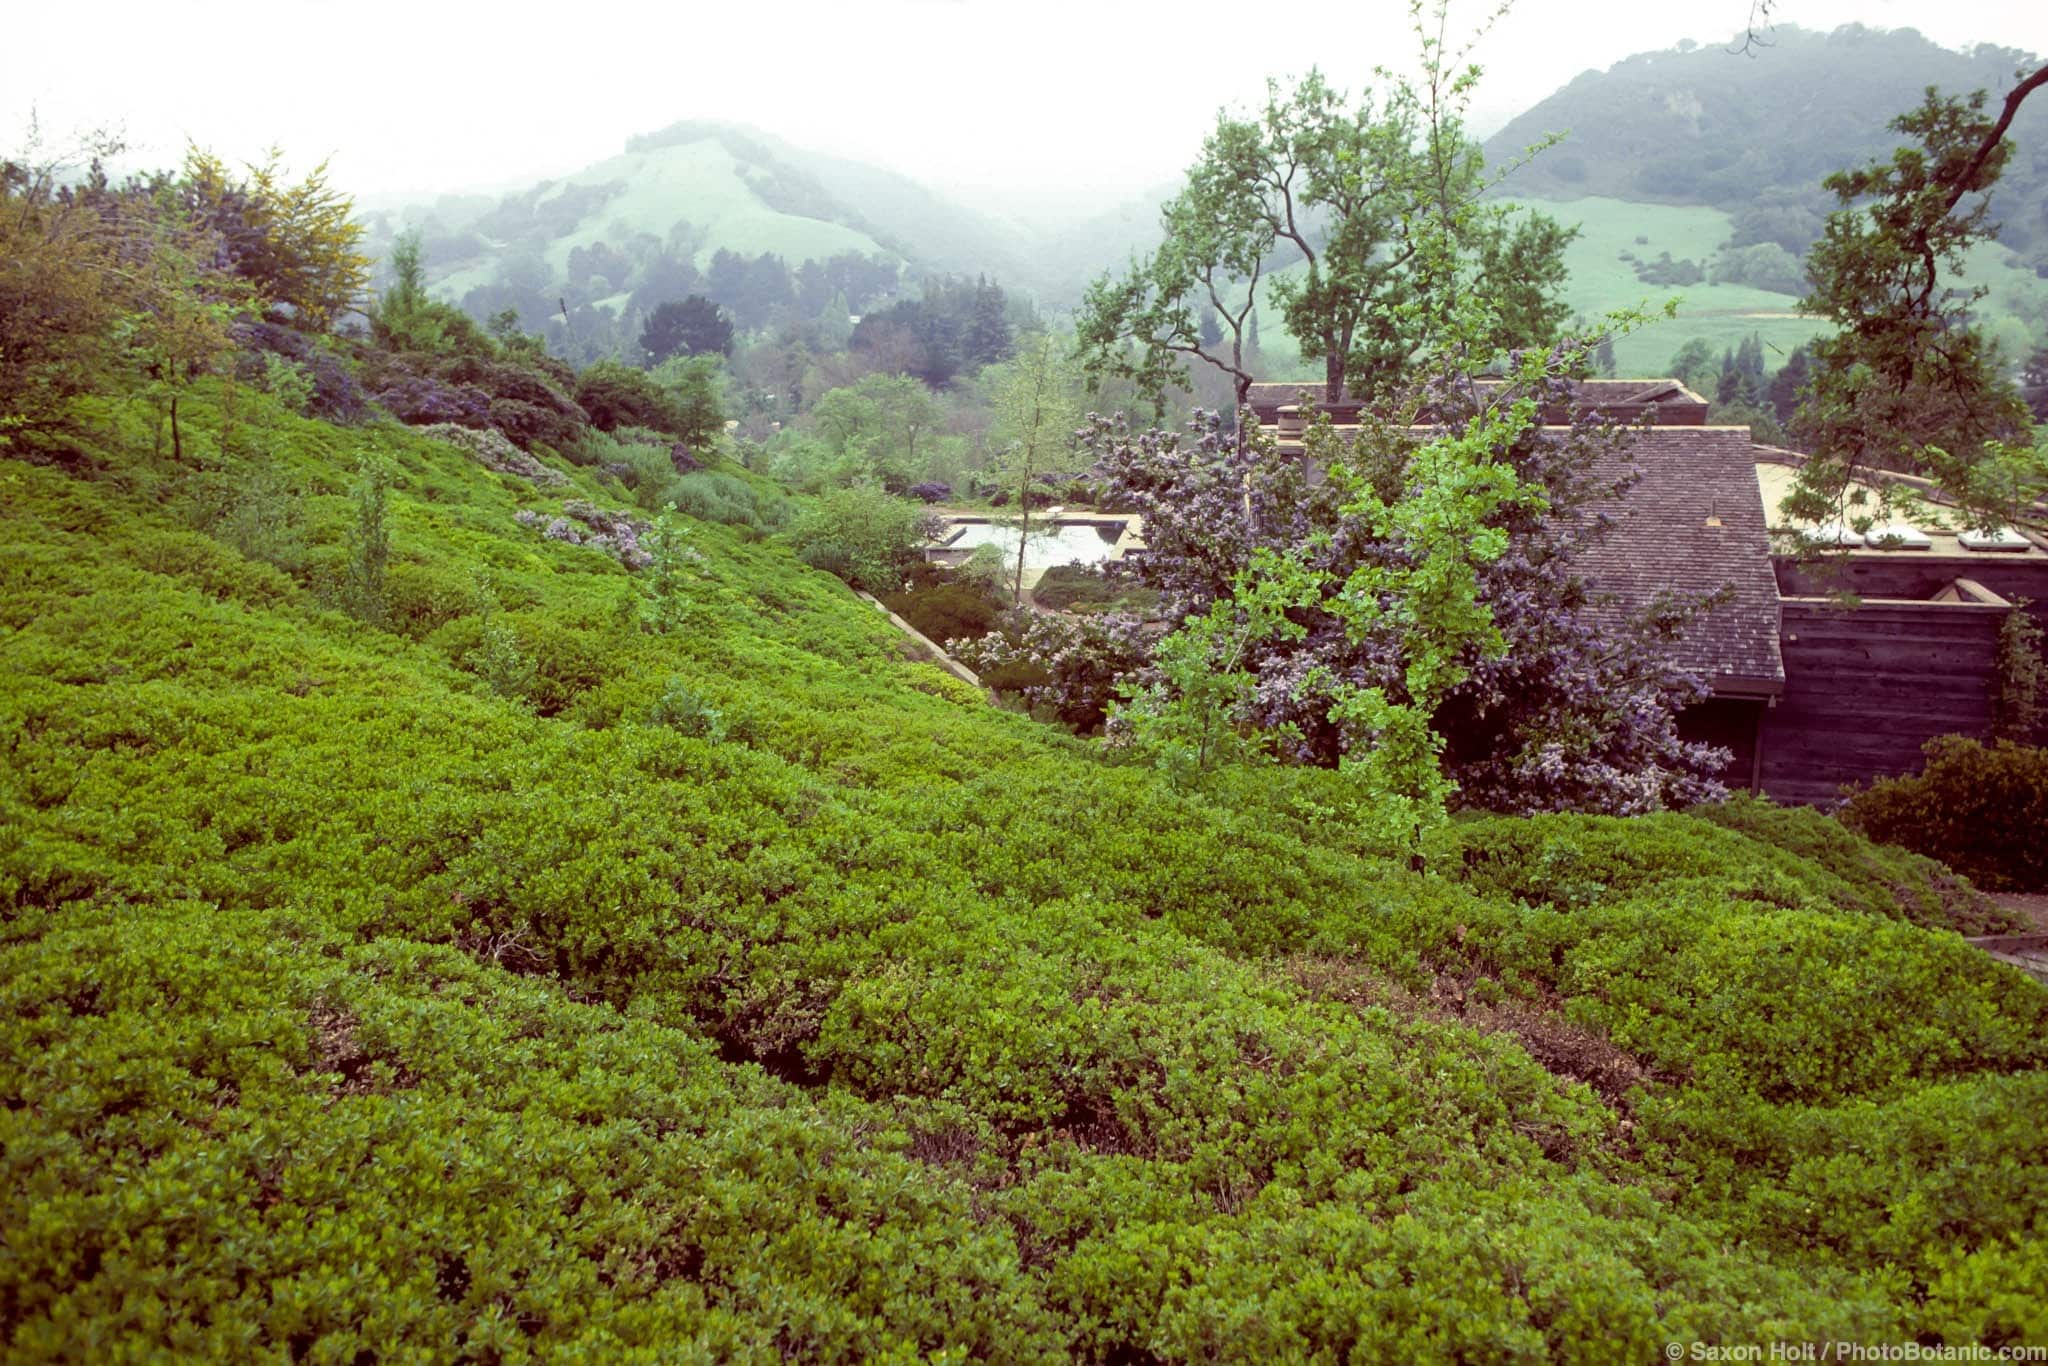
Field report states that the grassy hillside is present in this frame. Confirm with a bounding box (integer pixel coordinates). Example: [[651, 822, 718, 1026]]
[[1514, 195, 1826, 376], [392, 138, 893, 306], [551, 142, 887, 274], [1253, 193, 2044, 384], [6, 380, 2048, 1357], [1481, 24, 2048, 275]]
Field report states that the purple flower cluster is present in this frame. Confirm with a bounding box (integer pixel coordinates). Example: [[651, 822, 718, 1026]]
[[1035, 372, 1730, 814], [950, 610, 1153, 733], [514, 499, 652, 569], [417, 423, 567, 488]]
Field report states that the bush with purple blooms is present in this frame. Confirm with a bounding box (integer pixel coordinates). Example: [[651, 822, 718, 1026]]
[[1056, 370, 1731, 815], [229, 321, 367, 423], [952, 609, 1154, 731]]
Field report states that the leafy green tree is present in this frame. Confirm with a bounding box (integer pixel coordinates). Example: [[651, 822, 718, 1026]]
[[705, 250, 794, 330], [1766, 345, 1813, 426], [639, 506, 698, 634], [786, 486, 930, 593], [848, 277, 1012, 387], [986, 333, 1086, 601], [471, 573, 537, 706], [817, 291, 855, 350], [962, 276, 1013, 371], [120, 230, 239, 463], [574, 360, 687, 434], [1669, 338, 1718, 393], [345, 457, 392, 626], [1789, 70, 2046, 531], [2022, 347, 2048, 422], [371, 231, 493, 357], [806, 374, 943, 488], [178, 146, 370, 329], [1074, 167, 1269, 410], [1078, 63, 1573, 408], [641, 295, 733, 362], [1715, 334, 1766, 407], [0, 129, 126, 453], [1113, 553, 1310, 783], [1079, 4, 1699, 850], [649, 353, 727, 449], [1709, 241, 1806, 294]]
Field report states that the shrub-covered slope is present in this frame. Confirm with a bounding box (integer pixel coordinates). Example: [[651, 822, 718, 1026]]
[[4, 386, 2046, 1360]]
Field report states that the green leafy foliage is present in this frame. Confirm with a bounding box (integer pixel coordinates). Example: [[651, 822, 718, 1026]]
[[0, 144, 126, 452], [1029, 565, 1157, 616], [1842, 736, 2048, 892], [1077, 60, 1573, 409], [1789, 80, 2042, 529], [882, 570, 1004, 645], [785, 485, 930, 594], [1114, 550, 1310, 783], [7, 109, 2048, 1355], [638, 507, 698, 634], [343, 456, 391, 626], [1993, 604, 2047, 744], [648, 676, 728, 740]]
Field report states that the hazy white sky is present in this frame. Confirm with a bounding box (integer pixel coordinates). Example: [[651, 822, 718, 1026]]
[[11, 0, 2046, 214]]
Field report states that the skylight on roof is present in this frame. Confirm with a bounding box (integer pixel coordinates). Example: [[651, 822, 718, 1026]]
[[1801, 523, 1864, 548], [1959, 526, 2032, 552], [1862, 524, 1932, 551]]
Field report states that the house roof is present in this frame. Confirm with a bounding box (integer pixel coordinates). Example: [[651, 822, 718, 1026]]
[[1577, 426, 1786, 695], [1751, 451, 2048, 559], [1245, 377, 1711, 428]]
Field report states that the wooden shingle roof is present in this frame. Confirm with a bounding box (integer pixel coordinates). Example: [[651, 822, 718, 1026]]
[[1577, 426, 1785, 695]]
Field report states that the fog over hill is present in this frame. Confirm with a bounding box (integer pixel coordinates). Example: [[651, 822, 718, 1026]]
[[361, 120, 1173, 343], [361, 20, 2048, 379]]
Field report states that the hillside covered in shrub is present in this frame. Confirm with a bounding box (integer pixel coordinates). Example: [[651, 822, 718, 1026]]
[[5, 362, 2048, 1359]]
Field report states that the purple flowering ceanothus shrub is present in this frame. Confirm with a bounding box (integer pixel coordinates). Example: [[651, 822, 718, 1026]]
[[1000, 362, 1730, 815], [950, 611, 1153, 734]]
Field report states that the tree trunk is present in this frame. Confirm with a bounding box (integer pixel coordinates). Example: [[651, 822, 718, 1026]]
[[169, 395, 182, 463], [1014, 481, 1029, 604], [1324, 352, 1345, 405]]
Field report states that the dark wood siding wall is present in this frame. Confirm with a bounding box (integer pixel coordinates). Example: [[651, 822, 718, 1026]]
[[1678, 697, 1765, 790], [1774, 556, 2048, 609], [1758, 598, 2007, 806]]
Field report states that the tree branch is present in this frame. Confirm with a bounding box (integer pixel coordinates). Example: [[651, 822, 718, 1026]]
[[1939, 62, 2048, 218]]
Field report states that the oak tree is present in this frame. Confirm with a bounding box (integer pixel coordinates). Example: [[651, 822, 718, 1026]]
[[1789, 66, 2047, 532], [1077, 65, 1573, 411]]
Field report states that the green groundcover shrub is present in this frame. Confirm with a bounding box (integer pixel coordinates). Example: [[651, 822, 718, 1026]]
[[1841, 736, 2048, 893], [5, 377, 2048, 1359]]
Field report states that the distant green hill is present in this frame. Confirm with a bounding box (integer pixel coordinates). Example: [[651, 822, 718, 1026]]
[[1248, 27, 2048, 385], [361, 122, 1056, 362], [1473, 19, 2048, 379], [1483, 24, 2048, 276]]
